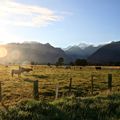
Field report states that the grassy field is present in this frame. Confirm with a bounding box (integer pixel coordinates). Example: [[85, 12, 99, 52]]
[[0, 65, 120, 107]]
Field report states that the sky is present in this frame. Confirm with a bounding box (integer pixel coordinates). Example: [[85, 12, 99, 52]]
[[0, 0, 120, 48]]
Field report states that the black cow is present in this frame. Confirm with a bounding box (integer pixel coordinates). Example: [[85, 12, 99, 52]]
[[95, 66, 101, 70]]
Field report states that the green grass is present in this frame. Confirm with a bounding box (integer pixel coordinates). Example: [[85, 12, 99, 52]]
[[1, 93, 120, 120]]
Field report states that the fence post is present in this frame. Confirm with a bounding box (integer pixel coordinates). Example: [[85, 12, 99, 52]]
[[108, 74, 112, 92], [24, 79, 39, 100], [69, 78, 72, 95], [91, 75, 94, 95], [33, 80, 39, 100], [55, 83, 59, 100], [0, 82, 2, 102]]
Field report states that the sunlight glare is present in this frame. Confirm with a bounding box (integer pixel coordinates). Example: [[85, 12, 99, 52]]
[[11, 50, 21, 60], [0, 47, 7, 58]]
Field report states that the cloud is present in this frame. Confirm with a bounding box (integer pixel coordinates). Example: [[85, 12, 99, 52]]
[[0, 1, 63, 27]]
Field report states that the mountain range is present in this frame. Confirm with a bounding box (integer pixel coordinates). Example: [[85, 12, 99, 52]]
[[64, 43, 102, 60], [0, 41, 120, 65]]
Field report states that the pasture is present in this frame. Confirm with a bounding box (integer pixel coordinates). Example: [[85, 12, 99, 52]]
[[0, 65, 120, 107]]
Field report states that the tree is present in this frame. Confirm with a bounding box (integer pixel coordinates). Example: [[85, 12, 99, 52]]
[[47, 62, 51, 67], [31, 61, 35, 65], [75, 59, 87, 66], [47, 62, 51, 66], [57, 57, 64, 66]]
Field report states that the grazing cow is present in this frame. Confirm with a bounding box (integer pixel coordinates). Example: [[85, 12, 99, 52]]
[[11, 66, 33, 77], [11, 69, 22, 77], [95, 66, 101, 70], [19, 66, 33, 73], [80, 67, 82, 69]]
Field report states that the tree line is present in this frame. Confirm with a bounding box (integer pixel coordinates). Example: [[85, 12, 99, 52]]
[[31, 57, 120, 66], [55, 57, 88, 66], [31, 57, 88, 66]]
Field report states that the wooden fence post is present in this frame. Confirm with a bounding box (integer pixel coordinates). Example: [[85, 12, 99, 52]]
[[33, 80, 39, 100], [55, 83, 59, 100], [0, 82, 2, 102], [108, 74, 112, 92], [69, 78, 72, 95], [24, 79, 39, 100], [91, 75, 94, 95]]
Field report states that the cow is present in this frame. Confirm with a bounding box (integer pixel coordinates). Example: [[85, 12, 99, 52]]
[[11, 66, 33, 77], [95, 66, 102, 70], [11, 69, 22, 77], [19, 66, 33, 73]]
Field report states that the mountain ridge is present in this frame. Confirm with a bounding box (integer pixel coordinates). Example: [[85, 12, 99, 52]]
[[0, 41, 119, 65], [0, 42, 71, 64], [87, 41, 120, 64], [64, 44, 102, 60]]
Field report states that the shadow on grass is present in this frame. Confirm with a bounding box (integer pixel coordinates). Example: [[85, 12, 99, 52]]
[[32, 74, 48, 79], [62, 85, 89, 97], [42, 91, 55, 97]]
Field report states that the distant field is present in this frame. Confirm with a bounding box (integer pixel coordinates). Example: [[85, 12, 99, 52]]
[[0, 65, 120, 106]]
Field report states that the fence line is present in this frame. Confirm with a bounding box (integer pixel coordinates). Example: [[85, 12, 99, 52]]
[[0, 73, 120, 103]]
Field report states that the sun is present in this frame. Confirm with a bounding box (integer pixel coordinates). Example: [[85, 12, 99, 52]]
[[0, 47, 7, 58]]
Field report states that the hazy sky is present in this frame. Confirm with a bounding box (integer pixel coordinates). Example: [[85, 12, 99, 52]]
[[0, 0, 120, 48]]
